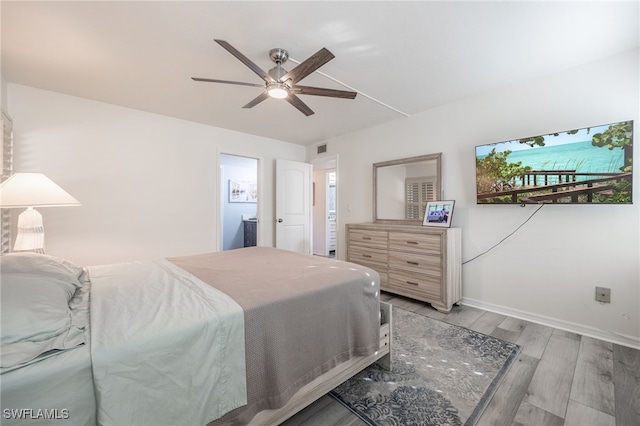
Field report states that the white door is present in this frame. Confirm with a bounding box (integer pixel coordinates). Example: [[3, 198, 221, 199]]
[[275, 159, 312, 254]]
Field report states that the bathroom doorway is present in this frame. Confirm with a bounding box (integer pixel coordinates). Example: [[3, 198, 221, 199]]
[[220, 154, 258, 251], [312, 155, 338, 258]]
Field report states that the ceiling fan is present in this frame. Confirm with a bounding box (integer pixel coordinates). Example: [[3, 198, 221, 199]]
[[192, 39, 357, 116]]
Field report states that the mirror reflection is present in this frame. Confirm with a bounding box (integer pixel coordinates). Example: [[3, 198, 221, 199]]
[[374, 153, 442, 223]]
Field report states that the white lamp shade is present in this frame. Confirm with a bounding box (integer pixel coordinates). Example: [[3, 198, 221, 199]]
[[0, 173, 81, 208]]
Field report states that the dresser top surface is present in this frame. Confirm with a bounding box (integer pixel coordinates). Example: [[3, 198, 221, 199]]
[[347, 223, 459, 232]]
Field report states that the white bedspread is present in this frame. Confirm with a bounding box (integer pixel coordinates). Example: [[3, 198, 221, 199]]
[[88, 259, 246, 426]]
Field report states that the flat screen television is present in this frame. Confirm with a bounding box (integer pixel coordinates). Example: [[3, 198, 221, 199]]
[[475, 120, 633, 204]]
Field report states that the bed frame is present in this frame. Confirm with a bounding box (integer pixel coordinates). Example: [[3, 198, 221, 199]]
[[249, 302, 393, 425]]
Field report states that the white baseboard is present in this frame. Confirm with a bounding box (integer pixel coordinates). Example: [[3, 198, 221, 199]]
[[460, 297, 640, 350]]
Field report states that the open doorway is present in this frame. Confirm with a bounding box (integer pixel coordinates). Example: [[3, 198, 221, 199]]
[[312, 156, 337, 258], [220, 154, 258, 251]]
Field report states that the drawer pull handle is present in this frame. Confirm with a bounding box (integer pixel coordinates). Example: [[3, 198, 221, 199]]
[[362, 254, 372, 258], [362, 236, 372, 240], [406, 241, 419, 245], [406, 281, 419, 286], [407, 261, 419, 266]]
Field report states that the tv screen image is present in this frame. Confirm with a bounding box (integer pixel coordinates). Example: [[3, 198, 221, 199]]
[[475, 120, 633, 204]]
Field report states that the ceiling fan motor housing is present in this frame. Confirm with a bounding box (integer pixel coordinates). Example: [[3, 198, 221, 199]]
[[268, 66, 288, 82], [268, 48, 289, 82]]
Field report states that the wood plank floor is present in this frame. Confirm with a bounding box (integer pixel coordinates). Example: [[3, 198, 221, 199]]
[[281, 293, 640, 426]]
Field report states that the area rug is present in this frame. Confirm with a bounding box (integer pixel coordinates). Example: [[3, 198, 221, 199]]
[[331, 308, 521, 426]]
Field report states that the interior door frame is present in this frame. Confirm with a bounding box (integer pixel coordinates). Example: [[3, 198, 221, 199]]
[[311, 154, 339, 258]]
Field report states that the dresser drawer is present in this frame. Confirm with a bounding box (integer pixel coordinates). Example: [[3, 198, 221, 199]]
[[348, 245, 387, 266], [387, 270, 442, 299], [389, 231, 442, 254], [389, 250, 441, 277], [348, 229, 388, 250], [347, 246, 388, 286]]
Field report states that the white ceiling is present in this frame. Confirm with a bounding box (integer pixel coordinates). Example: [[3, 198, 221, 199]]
[[2, 1, 638, 146]]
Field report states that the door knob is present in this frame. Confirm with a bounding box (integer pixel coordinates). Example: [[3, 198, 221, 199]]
[[277, 218, 283, 223]]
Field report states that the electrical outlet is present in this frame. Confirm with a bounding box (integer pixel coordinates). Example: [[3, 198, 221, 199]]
[[595, 287, 611, 303]]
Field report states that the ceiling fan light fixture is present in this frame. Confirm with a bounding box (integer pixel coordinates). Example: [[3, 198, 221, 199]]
[[267, 82, 290, 99]]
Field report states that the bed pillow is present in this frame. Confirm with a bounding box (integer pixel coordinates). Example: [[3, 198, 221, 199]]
[[1, 253, 86, 370]]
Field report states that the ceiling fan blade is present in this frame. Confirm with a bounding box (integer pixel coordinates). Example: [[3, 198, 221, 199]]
[[281, 48, 334, 85], [214, 39, 275, 83], [191, 77, 264, 88], [294, 85, 357, 99], [284, 94, 315, 116], [242, 92, 270, 109]]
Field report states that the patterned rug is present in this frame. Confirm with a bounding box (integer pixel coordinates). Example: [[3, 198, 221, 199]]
[[331, 308, 521, 426]]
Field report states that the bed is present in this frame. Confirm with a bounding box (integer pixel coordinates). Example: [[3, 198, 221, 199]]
[[0, 247, 392, 426]]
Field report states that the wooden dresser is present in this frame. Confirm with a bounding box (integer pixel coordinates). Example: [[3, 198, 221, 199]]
[[346, 223, 462, 313]]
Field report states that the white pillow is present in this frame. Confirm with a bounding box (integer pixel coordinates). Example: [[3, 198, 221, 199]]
[[1, 253, 86, 370]]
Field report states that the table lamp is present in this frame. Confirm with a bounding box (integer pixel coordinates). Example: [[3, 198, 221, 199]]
[[0, 172, 81, 253]]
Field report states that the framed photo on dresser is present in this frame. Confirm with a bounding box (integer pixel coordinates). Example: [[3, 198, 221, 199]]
[[423, 200, 455, 227]]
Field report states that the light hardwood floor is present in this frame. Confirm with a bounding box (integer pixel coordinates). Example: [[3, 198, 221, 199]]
[[282, 292, 640, 426]]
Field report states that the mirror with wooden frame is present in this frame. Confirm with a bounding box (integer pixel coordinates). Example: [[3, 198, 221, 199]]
[[373, 153, 442, 223]]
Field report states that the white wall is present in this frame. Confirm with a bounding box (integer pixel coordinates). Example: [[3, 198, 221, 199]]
[[7, 84, 305, 265], [309, 49, 640, 347]]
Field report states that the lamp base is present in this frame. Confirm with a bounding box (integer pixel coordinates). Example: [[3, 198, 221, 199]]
[[14, 207, 45, 254]]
